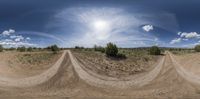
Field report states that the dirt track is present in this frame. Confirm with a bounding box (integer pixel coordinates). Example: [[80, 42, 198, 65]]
[[0, 50, 200, 98]]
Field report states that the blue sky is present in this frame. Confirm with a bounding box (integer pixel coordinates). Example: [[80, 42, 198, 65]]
[[0, 0, 200, 48]]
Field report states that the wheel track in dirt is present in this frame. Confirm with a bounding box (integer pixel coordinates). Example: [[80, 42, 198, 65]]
[[169, 51, 200, 85]]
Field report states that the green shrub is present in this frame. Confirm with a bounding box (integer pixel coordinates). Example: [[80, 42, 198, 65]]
[[116, 53, 126, 59], [195, 45, 200, 52], [105, 42, 118, 57], [27, 47, 33, 52], [51, 45, 59, 54], [0, 45, 3, 52], [17, 46, 26, 52], [75, 46, 84, 49], [8, 47, 16, 51], [94, 45, 105, 53], [149, 46, 161, 55]]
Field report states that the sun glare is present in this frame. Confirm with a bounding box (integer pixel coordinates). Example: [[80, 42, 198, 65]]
[[92, 20, 111, 40], [94, 20, 109, 31]]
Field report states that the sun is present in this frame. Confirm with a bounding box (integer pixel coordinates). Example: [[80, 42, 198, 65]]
[[93, 20, 109, 31], [91, 20, 111, 40]]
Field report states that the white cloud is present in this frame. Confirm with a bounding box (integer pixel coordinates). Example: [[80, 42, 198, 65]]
[[182, 38, 188, 41], [154, 38, 158, 41], [10, 35, 25, 42], [0, 29, 34, 47], [10, 35, 22, 39], [26, 37, 31, 40], [170, 32, 200, 45], [142, 25, 153, 32], [170, 38, 181, 44], [2, 29, 15, 36], [0, 39, 35, 47], [180, 32, 200, 39], [177, 32, 181, 35]]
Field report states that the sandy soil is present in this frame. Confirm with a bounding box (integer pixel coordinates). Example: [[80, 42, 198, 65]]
[[0, 50, 199, 98]]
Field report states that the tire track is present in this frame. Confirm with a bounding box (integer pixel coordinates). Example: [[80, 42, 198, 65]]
[[169, 51, 200, 85]]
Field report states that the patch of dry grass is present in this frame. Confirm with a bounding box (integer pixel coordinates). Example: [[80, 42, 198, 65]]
[[171, 50, 195, 55], [12, 52, 62, 70], [17, 53, 56, 65]]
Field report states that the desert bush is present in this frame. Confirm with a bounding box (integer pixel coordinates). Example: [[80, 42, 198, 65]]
[[17, 46, 26, 52], [75, 46, 84, 49], [195, 45, 200, 52], [105, 42, 118, 57], [94, 45, 105, 53], [27, 47, 33, 52], [149, 46, 161, 55], [0, 45, 3, 52], [116, 53, 126, 59], [8, 47, 16, 51], [84, 48, 93, 51], [50, 45, 59, 54]]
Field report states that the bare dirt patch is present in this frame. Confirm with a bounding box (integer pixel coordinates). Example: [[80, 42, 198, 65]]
[[72, 49, 160, 78]]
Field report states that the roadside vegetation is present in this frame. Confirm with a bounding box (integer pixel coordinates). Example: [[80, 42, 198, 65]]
[[16, 52, 61, 66], [45, 44, 60, 54], [149, 46, 161, 55], [17, 46, 26, 52], [0, 44, 61, 54], [194, 45, 200, 52], [0, 45, 3, 52], [94, 45, 105, 53], [105, 42, 118, 57], [168, 47, 195, 55]]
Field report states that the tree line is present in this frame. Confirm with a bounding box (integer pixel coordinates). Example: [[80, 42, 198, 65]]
[[0, 44, 60, 54], [75, 43, 163, 58]]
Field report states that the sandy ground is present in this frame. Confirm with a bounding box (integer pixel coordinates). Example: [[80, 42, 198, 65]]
[[0, 50, 199, 98]]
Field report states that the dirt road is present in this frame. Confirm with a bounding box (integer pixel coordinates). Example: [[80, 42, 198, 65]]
[[0, 50, 199, 98]]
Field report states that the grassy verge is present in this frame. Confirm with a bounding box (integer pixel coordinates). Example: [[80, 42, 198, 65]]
[[170, 50, 195, 55], [16, 52, 61, 66]]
